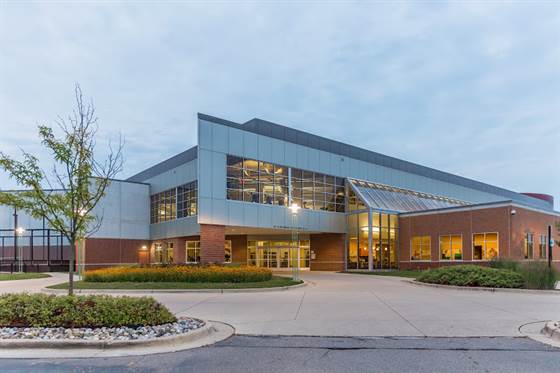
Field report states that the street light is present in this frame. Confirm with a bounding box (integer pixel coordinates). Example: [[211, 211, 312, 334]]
[[289, 203, 300, 281], [15, 227, 25, 273]]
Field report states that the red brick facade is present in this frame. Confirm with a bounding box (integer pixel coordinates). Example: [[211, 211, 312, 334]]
[[310, 233, 345, 271], [398, 205, 560, 270], [82, 204, 559, 271], [199, 224, 226, 263], [84, 238, 150, 269]]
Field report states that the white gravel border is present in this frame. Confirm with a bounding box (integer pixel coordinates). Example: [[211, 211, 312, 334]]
[[0, 320, 235, 358]]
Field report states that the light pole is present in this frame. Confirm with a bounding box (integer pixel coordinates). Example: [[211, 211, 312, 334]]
[[289, 203, 300, 281], [15, 227, 25, 273]]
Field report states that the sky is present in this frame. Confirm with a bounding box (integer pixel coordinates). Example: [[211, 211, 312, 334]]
[[0, 1, 559, 208]]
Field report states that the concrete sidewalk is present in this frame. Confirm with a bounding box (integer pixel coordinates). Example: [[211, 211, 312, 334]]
[[1, 271, 559, 337]]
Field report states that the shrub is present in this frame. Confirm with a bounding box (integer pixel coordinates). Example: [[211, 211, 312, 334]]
[[84, 265, 273, 283], [517, 261, 558, 290], [417, 265, 524, 288], [0, 293, 176, 328]]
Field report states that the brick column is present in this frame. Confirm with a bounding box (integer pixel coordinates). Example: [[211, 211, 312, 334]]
[[200, 224, 226, 264]]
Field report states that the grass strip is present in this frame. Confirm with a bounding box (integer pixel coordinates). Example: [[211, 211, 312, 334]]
[[0, 273, 51, 281], [47, 276, 302, 290]]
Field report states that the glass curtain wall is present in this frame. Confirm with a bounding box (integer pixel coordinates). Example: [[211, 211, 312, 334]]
[[347, 210, 398, 270]]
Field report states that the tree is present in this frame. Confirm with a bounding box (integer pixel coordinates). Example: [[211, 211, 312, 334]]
[[0, 84, 123, 295]]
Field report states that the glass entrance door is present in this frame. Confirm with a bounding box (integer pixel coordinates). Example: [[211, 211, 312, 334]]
[[249, 240, 310, 269]]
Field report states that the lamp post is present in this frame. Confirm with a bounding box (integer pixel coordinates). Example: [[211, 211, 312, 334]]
[[289, 203, 300, 281], [15, 227, 25, 273]]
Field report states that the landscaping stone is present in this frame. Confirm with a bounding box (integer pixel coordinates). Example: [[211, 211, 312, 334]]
[[0, 317, 205, 341]]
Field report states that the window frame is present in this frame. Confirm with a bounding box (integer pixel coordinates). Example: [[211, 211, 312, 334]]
[[410, 235, 431, 261], [185, 241, 200, 264], [439, 234, 463, 261], [471, 232, 499, 261], [524, 232, 534, 260], [224, 240, 232, 263], [539, 234, 547, 259]]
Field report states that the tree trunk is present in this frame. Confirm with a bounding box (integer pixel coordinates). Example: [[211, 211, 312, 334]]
[[68, 238, 75, 296]]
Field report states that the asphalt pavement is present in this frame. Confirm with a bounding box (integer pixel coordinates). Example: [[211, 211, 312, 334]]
[[1, 335, 559, 373]]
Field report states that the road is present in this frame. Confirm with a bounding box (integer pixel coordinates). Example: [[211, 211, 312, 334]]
[[1, 335, 559, 372]]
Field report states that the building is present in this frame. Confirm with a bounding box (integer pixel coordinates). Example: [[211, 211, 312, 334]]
[[1, 113, 558, 272]]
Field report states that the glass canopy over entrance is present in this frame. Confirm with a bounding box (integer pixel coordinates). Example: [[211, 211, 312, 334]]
[[346, 178, 468, 270]]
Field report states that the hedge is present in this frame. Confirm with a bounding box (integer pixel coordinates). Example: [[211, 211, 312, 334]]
[[417, 265, 524, 288], [84, 265, 273, 283], [0, 293, 176, 328]]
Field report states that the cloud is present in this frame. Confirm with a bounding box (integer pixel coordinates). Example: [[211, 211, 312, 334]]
[[0, 1, 558, 206]]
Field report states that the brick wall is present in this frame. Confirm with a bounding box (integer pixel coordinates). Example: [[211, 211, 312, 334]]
[[84, 238, 149, 269], [200, 224, 226, 263], [310, 233, 345, 271], [398, 205, 560, 270], [511, 208, 560, 264]]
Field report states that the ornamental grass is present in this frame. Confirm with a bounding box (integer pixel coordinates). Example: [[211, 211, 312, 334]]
[[84, 265, 273, 283], [0, 293, 176, 328]]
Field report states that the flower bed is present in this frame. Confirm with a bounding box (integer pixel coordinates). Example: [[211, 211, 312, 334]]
[[84, 265, 273, 283], [416, 265, 524, 288], [0, 293, 175, 328]]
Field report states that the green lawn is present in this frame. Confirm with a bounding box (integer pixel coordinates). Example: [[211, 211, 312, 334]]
[[47, 276, 302, 290], [0, 272, 51, 281], [343, 270, 422, 279]]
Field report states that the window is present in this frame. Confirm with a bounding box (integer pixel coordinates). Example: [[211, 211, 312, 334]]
[[186, 240, 232, 263], [473, 232, 499, 260], [150, 181, 198, 224], [440, 235, 462, 261], [539, 234, 547, 259], [226, 155, 345, 212], [177, 181, 198, 218], [167, 242, 174, 263], [155, 243, 164, 263], [411, 236, 431, 261], [186, 241, 200, 263], [524, 233, 534, 259], [225, 240, 232, 263]]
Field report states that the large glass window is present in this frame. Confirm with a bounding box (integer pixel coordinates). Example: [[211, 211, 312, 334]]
[[177, 181, 198, 218], [150, 181, 197, 224], [439, 235, 462, 261], [524, 233, 534, 259], [539, 234, 547, 259], [411, 236, 431, 261], [473, 232, 499, 260], [226, 155, 345, 212]]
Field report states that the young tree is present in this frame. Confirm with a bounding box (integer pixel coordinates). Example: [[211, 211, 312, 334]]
[[0, 84, 123, 295]]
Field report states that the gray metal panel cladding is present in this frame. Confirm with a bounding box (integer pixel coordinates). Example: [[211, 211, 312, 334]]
[[127, 146, 198, 182], [191, 114, 551, 211]]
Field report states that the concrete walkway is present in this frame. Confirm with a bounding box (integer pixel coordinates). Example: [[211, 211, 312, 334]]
[[1, 271, 559, 337]]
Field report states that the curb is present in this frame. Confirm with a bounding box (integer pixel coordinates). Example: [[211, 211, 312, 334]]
[[408, 280, 560, 294], [42, 281, 307, 294], [541, 321, 560, 342], [0, 320, 235, 358]]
